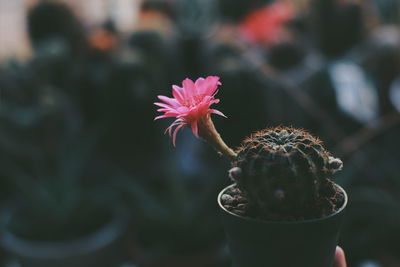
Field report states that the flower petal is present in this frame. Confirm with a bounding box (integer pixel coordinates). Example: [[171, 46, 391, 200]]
[[209, 109, 227, 118], [172, 123, 186, 146], [191, 120, 199, 137], [155, 112, 180, 120], [177, 106, 190, 113], [154, 115, 169, 120], [157, 108, 171, 112], [182, 78, 196, 97], [157, 96, 180, 107], [154, 102, 174, 109], [165, 119, 184, 135], [204, 76, 221, 96], [194, 77, 207, 94], [172, 85, 185, 104]]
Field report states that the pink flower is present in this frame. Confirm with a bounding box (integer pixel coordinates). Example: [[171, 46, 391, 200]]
[[154, 76, 226, 146], [239, 1, 294, 46]]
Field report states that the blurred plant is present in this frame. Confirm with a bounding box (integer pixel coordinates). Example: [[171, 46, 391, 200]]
[[218, 0, 272, 23], [333, 107, 400, 266], [340, 183, 400, 266], [27, 0, 89, 56], [371, 0, 400, 24], [176, 0, 218, 37], [1, 132, 113, 241], [114, 144, 228, 263], [127, 30, 171, 88], [89, 20, 118, 53], [0, 81, 115, 241], [311, 0, 368, 58], [239, 1, 295, 47], [361, 26, 400, 116]]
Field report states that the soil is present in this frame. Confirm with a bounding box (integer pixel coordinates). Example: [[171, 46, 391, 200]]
[[221, 182, 345, 222]]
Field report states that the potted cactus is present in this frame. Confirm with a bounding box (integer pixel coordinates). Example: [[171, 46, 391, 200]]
[[154, 76, 347, 267]]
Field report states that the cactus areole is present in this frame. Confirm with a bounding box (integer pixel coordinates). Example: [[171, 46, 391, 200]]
[[155, 77, 345, 221]]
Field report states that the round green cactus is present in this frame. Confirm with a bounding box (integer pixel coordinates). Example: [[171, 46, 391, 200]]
[[229, 126, 343, 220]]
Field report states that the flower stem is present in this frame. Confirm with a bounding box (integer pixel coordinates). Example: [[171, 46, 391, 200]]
[[198, 116, 237, 160]]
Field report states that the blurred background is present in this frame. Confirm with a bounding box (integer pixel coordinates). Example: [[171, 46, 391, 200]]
[[0, 0, 399, 266]]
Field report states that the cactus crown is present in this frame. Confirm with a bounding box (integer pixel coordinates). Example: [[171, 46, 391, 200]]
[[228, 126, 343, 221]]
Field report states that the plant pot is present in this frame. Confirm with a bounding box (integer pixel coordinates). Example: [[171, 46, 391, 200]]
[[218, 183, 348, 267], [0, 209, 129, 267]]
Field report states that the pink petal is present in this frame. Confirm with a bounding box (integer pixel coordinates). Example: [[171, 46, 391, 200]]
[[210, 98, 220, 105], [193, 102, 211, 117], [182, 78, 196, 97], [165, 124, 174, 135], [154, 102, 174, 109], [172, 85, 185, 104], [157, 96, 180, 107], [172, 123, 186, 146], [164, 111, 181, 117], [204, 76, 221, 96], [165, 118, 185, 135], [154, 112, 180, 120], [212, 89, 219, 97], [176, 106, 190, 113], [209, 109, 227, 118], [191, 120, 199, 137], [194, 78, 207, 95], [199, 95, 212, 105], [198, 96, 219, 108], [154, 115, 169, 120]]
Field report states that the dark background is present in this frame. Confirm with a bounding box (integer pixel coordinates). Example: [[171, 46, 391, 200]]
[[0, 0, 399, 266]]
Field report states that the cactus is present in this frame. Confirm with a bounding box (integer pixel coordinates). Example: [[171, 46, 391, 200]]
[[227, 126, 343, 221], [155, 78, 345, 221]]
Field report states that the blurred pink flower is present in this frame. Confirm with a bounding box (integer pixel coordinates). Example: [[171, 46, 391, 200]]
[[154, 76, 226, 145], [239, 1, 294, 46]]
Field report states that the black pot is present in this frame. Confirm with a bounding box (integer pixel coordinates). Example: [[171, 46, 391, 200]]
[[218, 184, 348, 267], [0, 209, 129, 267]]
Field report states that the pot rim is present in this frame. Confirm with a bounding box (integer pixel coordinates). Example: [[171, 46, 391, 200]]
[[217, 183, 348, 225]]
